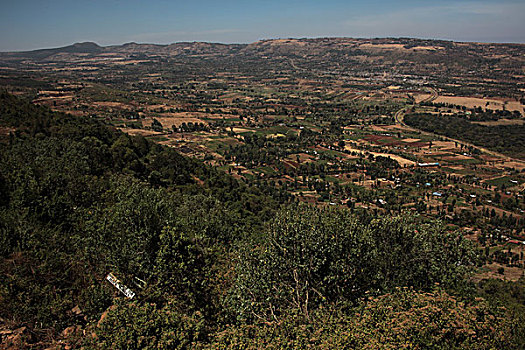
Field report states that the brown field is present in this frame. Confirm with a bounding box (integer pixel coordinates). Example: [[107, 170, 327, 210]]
[[119, 128, 163, 137], [473, 262, 524, 282], [410, 46, 444, 51], [479, 155, 501, 162], [93, 101, 133, 109], [288, 153, 315, 163], [34, 95, 74, 103], [442, 154, 475, 161], [431, 140, 460, 151], [446, 165, 469, 172], [413, 93, 432, 103], [144, 104, 170, 111], [344, 146, 416, 166], [402, 138, 421, 143], [496, 160, 525, 171], [369, 125, 390, 132], [232, 127, 255, 133], [111, 60, 150, 65], [434, 96, 524, 114], [38, 90, 68, 96]]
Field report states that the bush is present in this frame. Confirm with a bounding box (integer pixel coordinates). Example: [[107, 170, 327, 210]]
[[228, 205, 478, 322], [211, 288, 511, 349]]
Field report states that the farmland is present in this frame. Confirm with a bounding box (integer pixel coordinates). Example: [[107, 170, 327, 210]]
[[1, 37, 524, 348], [1, 39, 524, 250]]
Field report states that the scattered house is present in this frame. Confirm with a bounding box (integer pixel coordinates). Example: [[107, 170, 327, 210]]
[[378, 199, 387, 205], [432, 191, 443, 197], [418, 162, 440, 167]]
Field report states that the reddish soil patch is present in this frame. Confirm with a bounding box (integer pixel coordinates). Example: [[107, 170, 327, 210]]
[[405, 141, 429, 148], [480, 155, 501, 162], [364, 134, 384, 142]]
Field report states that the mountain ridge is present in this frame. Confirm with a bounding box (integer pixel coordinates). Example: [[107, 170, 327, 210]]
[[3, 37, 525, 55]]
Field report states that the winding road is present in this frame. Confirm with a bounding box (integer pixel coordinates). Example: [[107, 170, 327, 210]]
[[393, 87, 523, 164]]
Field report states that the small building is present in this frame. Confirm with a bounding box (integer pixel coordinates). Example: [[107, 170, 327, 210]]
[[418, 162, 440, 167]]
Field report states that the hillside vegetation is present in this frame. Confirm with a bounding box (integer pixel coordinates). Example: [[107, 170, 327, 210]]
[[0, 92, 523, 348]]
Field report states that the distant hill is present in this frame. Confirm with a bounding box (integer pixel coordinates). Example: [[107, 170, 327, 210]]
[[4, 42, 103, 60], [1, 37, 523, 70], [2, 37, 524, 59]]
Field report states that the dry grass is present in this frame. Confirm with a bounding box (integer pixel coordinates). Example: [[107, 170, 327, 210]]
[[119, 128, 162, 137], [34, 95, 74, 103], [344, 146, 416, 166], [232, 127, 255, 133], [93, 101, 133, 109], [369, 125, 389, 132], [401, 138, 421, 143], [496, 160, 525, 171], [473, 262, 524, 282], [434, 96, 524, 115], [410, 46, 444, 51], [359, 43, 406, 50], [412, 93, 432, 103]]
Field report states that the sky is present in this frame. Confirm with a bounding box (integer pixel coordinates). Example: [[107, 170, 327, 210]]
[[1, 0, 524, 51]]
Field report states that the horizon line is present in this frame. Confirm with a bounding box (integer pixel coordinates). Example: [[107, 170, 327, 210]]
[[4, 35, 525, 53]]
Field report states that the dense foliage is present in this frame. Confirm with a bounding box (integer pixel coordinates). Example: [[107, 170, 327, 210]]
[[211, 288, 511, 350], [0, 91, 282, 336], [229, 205, 476, 323]]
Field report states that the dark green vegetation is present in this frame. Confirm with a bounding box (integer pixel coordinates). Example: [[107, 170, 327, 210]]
[[1, 92, 523, 348], [405, 113, 525, 159], [0, 91, 283, 345]]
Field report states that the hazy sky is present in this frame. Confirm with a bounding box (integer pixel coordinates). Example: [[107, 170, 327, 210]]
[[1, 0, 524, 51]]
